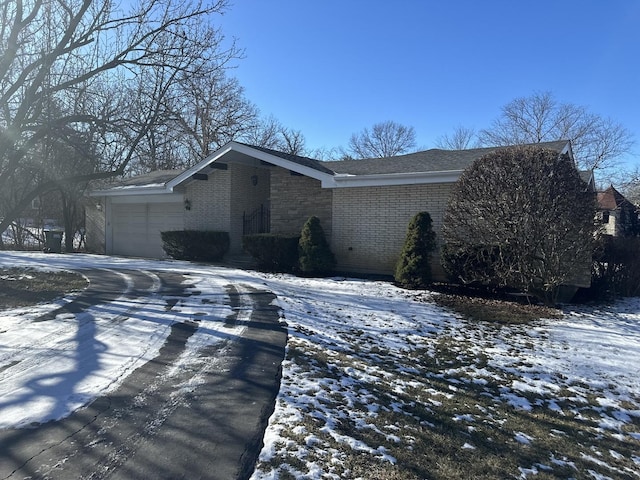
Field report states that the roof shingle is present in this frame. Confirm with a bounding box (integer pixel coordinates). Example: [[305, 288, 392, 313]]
[[322, 140, 571, 175]]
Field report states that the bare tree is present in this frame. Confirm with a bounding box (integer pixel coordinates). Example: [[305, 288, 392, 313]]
[[240, 115, 307, 155], [435, 126, 478, 150], [615, 165, 640, 206], [0, 0, 238, 240], [279, 127, 306, 155], [348, 120, 417, 158], [478, 91, 634, 172], [173, 72, 259, 162], [306, 146, 342, 161]]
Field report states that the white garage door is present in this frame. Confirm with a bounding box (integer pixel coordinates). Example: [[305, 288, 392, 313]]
[[111, 202, 184, 258]]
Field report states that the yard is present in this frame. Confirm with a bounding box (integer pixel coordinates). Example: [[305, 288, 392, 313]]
[[1, 252, 639, 479], [249, 275, 640, 480]]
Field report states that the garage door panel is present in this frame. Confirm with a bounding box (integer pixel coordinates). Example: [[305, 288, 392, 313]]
[[111, 203, 184, 258]]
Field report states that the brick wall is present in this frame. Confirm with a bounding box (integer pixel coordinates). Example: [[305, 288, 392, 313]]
[[270, 167, 333, 238], [230, 163, 271, 252], [184, 164, 270, 254], [332, 183, 453, 278], [184, 169, 231, 232]]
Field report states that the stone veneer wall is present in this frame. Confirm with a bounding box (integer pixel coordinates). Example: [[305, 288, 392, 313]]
[[331, 183, 453, 278], [270, 167, 333, 238]]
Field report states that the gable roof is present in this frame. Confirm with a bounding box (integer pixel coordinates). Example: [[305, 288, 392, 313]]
[[235, 143, 336, 175], [597, 185, 635, 211], [91, 139, 574, 195]]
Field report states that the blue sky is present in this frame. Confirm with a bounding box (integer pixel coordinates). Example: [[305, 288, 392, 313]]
[[219, 1, 639, 166]]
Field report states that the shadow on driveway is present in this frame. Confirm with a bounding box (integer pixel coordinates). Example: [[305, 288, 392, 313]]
[[0, 278, 286, 480]]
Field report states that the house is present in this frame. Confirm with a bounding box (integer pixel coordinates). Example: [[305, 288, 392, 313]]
[[87, 139, 579, 281], [596, 185, 639, 237]]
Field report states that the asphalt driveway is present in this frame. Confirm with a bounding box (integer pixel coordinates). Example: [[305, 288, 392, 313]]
[[0, 268, 286, 480]]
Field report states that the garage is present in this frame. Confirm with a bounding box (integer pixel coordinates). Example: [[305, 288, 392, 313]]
[[110, 201, 184, 258]]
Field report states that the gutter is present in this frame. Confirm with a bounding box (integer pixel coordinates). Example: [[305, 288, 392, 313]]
[[328, 169, 463, 188]]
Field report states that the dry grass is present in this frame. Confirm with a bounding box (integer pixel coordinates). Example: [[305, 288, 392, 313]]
[[427, 286, 563, 324], [0, 267, 87, 309], [262, 339, 640, 479]]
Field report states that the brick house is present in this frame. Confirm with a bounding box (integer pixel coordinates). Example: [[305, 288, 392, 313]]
[[597, 185, 640, 237], [87, 139, 576, 280]]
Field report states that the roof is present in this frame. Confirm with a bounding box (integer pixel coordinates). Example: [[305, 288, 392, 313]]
[[114, 170, 183, 187], [597, 185, 635, 211], [91, 139, 573, 195], [235, 143, 335, 175], [323, 140, 571, 176]]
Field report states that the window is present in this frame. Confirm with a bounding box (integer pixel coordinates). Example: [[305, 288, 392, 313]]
[[602, 211, 610, 224]]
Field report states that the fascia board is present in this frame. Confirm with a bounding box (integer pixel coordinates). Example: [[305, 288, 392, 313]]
[[168, 141, 336, 187], [89, 186, 171, 197], [231, 142, 336, 184], [92, 143, 238, 197], [166, 143, 236, 190], [330, 170, 462, 188]]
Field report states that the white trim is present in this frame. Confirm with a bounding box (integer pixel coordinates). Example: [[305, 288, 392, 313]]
[[168, 141, 337, 188], [330, 170, 462, 188], [90, 186, 171, 196], [232, 142, 336, 184], [108, 193, 183, 204], [167, 143, 236, 189]]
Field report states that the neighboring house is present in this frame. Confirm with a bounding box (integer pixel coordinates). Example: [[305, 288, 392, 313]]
[[87, 139, 584, 283], [597, 185, 640, 237]]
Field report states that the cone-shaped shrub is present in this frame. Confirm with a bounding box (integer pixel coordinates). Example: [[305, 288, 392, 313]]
[[394, 211, 436, 288], [298, 216, 336, 275]]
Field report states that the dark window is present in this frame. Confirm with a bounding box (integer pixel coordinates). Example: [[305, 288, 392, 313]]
[[602, 211, 610, 224]]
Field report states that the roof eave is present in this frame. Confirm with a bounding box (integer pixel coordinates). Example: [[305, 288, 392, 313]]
[[169, 141, 336, 188], [232, 142, 336, 183], [330, 170, 463, 188], [89, 186, 171, 197]]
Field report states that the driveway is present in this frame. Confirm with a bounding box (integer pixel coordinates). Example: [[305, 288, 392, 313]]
[[0, 265, 286, 480]]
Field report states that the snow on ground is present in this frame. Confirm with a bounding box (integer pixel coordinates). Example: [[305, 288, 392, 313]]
[[0, 251, 259, 428], [1, 251, 640, 478], [244, 274, 640, 478]]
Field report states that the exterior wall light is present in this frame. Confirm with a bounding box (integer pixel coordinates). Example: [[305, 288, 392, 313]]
[[184, 198, 192, 210]]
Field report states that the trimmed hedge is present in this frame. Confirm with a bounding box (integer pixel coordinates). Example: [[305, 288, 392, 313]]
[[161, 230, 230, 262], [243, 234, 300, 273]]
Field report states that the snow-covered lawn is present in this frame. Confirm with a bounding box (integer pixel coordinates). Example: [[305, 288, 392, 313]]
[[1, 252, 639, 479], [249, 275, 640, 479]]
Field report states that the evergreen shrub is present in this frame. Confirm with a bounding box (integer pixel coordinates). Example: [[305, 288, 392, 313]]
[[298, 216, 336, 275], [394, 211, 437, 288]]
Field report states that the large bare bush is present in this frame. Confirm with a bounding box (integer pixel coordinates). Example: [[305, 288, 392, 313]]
[[442, 146, 596, 304]]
